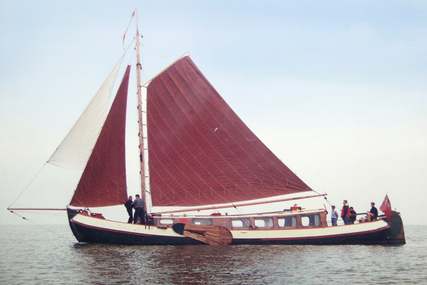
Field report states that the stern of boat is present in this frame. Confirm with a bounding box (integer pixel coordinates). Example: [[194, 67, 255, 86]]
[[381, 211, 406, 245]]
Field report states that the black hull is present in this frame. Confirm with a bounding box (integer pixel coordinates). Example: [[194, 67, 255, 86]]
[[67, 209, 405, 246], [72, 222, 201, 245], [231, 228, 389, 245], [67, 209, 197, 245]]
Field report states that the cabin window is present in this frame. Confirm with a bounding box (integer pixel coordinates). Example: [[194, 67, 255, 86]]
[[301, 215, 320, 227], [278, 216, 297, 227], [231, 218, 251, 228], [159, 219, 174, 225], [254, 218, 274, 228], [193, 219, 212, 225]]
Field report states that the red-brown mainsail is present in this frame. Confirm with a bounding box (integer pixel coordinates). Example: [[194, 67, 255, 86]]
[[147, 56, 312, 207]]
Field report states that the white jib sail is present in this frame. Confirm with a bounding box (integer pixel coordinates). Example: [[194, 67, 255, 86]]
[[47, 56, 124, 170]]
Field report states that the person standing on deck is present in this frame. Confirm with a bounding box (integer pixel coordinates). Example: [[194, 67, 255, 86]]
[[349, 207, 357, 224], [369, 202, 378, 221], [124, 196, 133, 223], [331, 205, 338, 226], [133, 194, 145, 224], [341, 200, 351, 225]]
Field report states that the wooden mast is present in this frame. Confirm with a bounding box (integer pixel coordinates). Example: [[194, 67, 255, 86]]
[[135, 14, 147, 213]]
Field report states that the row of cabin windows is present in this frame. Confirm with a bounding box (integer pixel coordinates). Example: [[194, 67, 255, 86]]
[[158, 215, 320, 228], [230, 215, 321, 228], [232, 217, 296, 228], [158, 219, 214, 226]]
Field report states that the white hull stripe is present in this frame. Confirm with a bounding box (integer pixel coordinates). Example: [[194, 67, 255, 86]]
[[72, 214, 389, 241]]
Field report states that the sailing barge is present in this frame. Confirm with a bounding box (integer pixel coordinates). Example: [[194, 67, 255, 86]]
[[67, 207, 405, 245], [9, 15, 405, 246]]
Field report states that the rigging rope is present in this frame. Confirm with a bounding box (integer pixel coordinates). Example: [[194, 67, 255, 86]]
[[10, 44, 134, 210], [8, 210, 75, 243], [8, 162, 47, 209]]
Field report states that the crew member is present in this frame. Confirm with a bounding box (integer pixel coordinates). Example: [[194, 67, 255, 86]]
[[124, 196, 133, 223], [133, 194, 145, 224], [341, 200, 351, 225]]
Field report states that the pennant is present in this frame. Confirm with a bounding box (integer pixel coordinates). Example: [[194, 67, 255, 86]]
[[380, 194, 392, 223], [123, 9, 136, 49]]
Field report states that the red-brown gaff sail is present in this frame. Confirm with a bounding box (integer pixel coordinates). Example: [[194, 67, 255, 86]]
[[146, 56, 312, 207]]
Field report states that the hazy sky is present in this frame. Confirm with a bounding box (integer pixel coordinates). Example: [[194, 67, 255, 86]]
[[1, 1, 426, 225]]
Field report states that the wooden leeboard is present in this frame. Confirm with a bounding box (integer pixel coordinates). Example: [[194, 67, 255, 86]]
[[173, 223, 233, 245]]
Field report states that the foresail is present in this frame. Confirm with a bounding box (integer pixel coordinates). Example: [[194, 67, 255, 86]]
[[70, 65, 131, 207], [146, 56, 313, 208], [47, 56, 124, 170]]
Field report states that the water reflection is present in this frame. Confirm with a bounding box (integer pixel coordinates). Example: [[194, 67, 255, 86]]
[[1, 225, 426, 285], [70, 240, 423, 285], [71, 244, 323, 284]]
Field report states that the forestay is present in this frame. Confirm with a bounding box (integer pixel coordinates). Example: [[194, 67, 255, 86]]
[[47, 57, 124, 170]]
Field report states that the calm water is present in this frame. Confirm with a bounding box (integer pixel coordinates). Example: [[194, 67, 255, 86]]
[[0, 224, 426, 284]]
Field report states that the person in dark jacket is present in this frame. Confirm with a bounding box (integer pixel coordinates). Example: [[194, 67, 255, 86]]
[[341, 200, 351, 225], [124, 196, 133, 223], [349, 207, 357, 224], [369, 202, 378, 221], [133, 194, 145, 224]]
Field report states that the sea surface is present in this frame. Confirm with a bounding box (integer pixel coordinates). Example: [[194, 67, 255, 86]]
[[0, 224, 426, 284]]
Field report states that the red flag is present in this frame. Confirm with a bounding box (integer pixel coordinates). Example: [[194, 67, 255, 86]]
[[123, 9, 136, 49], [380, 194, 392, 223]]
